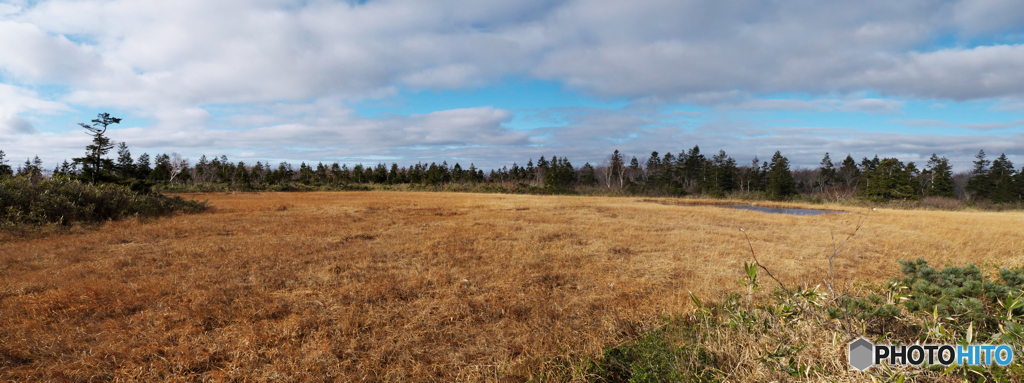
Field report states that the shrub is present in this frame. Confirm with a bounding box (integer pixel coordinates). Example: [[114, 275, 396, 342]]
[[577, 258, 1024, 382], [1, 176, 208, 229], [896, 258, 1024, 332]]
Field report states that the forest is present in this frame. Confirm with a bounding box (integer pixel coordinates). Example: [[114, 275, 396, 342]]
[[2, 114, 1022, 204]]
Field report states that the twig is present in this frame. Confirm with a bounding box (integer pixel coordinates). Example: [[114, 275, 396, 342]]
[[740, 228, 856, 340]]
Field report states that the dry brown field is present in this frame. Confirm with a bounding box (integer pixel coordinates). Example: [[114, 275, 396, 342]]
[[2, 191, 1023, 381]]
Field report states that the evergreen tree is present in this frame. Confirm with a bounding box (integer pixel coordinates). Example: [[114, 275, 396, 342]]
[[966, 150, 992, 201], [467, 163, 479, 183], [72, 113, 121, 183], [681, 145, 704, 190], [407, 163, 422, 184], [988, 153, 1018, 203], [275, 162, 295, 184], [251, 161, 266, 186], [57, 159, 75, 177], [580, 162, 597, 186], [708, 150, 737, 195], [373, 163, 388, 183], [351, 164, 364, 183], [363, 164, 374, 183], [115, 142, 134, 179], [151, 154, 171, 181], [1017, 164, 1024, 201], [195, 155, 210, 183], [862, 158, 916, 200], [838, 154, 860, 189], [645, 152, 661, 185], [136, 153, 152, 179], [923, 154, 955, 198], [660, 152, 677, 187], [608, 150, 625, 188], [388, 163, 400, 184], [818, 152, 837, 189], [0, 150, 12, 178], [19, 157, 43, 179], [234, 161, 251, 187], [536, 156, 550, 184], [545, 156, 575, 188], [315, 162, 328, 184], [741, 156, 762, 192], [765, 151, 796, 200], [298, 162, 313, 184], [217, 155, 233, 183], [628, 156, 640, 184]]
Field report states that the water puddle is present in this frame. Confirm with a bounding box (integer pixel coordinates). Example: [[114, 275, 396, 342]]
[[642, 199, 847, 216], [717, 204, 845, 216]]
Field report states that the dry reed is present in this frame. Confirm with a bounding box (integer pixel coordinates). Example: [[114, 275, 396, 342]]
[[2, 192, 1022, 381]]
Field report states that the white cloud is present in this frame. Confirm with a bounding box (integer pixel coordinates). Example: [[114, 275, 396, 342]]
[[0, 0, 1022, 171], [896, 118, 1024, 131], [0, 84, 73, 135]]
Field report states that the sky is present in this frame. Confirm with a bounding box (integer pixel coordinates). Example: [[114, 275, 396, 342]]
[[1, 0, 1024, 172]]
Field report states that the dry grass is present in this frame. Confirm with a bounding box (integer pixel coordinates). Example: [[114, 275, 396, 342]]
[[2, 192, 1023, 382]]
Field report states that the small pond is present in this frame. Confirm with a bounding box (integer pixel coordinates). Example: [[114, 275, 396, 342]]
[[719, 204, 845, 216]]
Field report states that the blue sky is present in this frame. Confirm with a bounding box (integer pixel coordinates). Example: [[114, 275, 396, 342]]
[[1, 0, 1023, 171]]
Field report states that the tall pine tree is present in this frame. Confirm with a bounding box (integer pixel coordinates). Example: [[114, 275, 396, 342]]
[[766, 151, 796, 200]]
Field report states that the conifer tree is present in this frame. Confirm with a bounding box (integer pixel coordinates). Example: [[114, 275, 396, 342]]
[[389, 163, 401, 184], [194, 155, 210, 183], [0, 150, 12, 178], [837, 154, 860, 188], [660, 152, 676, 187], [136, 153, 152, 179], [234, 161, 250, 187], [251, 162, 266, 186], [19, 157, 43, 179], [818, 152, 837, 189], [862, 158, 916, 200], [988, 153, 1018, 203], [645, 152, 660, 185], [536, 156, 550, 184], [766, 151, 796, 200], [372, 163, 388, 183], [57, 159, 74, 177], [151, 153, 171, 181], [580, 162, 597, 186], [924, 154, 955, 198], [681, 145, 704, 190], [708, 150, 737, 195], [966, 150, 991, 201], [115, 142, 134, 179], [628, 156, 640, 184], [607, 150, 624, 188], [72, 113, 121, 183], [741, 156, 761, 192]]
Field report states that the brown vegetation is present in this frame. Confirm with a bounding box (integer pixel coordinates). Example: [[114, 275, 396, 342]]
[[2, 192, 1023, 381]]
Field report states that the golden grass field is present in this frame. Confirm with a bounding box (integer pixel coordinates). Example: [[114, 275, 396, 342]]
[[2, 191, 1024, 381]]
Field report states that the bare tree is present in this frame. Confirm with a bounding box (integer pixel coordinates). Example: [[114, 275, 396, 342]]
[[169, 153, 189, 182]]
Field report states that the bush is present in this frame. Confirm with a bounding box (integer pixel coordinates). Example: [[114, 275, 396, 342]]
[[572, 258, 1024, 382], [1, 176, 208, 229], [896, 259, 1024, 333]]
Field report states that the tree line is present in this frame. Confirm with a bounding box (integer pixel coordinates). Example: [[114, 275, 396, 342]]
[[2, 114, 1022, 203]]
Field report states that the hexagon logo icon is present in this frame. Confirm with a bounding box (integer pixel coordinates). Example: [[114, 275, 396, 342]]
[[848, 337, 874, 371]]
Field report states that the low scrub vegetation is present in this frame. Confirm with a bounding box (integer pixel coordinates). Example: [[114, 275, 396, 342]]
[[0, 176, 207, 231], [578, 258, 1024, 382]]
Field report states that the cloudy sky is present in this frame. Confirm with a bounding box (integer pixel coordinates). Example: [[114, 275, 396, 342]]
[[1, 0, 1023, 171]]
